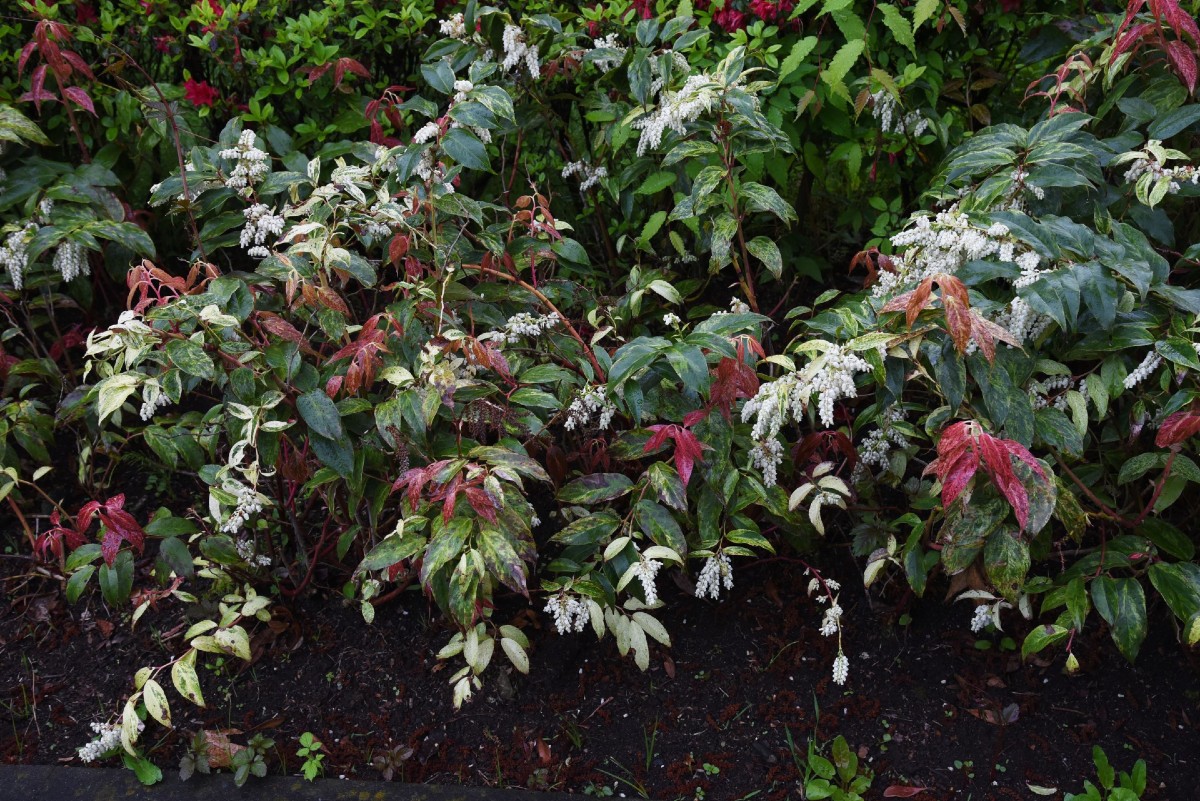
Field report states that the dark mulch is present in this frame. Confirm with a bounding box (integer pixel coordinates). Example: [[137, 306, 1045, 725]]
[[2, 549, 1199, 800]]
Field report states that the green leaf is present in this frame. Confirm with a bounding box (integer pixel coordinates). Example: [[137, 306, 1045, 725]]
[[123, 753, 163, 786], [912, 0, 939, 30], [358, 530, 427, 572], [559, 473, 635, 504], [1148, 562, 1200, 622], [878, 4, 916, 54], [309, 432, 354, 478], [66, 564, 95, 604], [635, 171, 677, 195], [821, 39, 865, 103], [777, 36, 818, 82], [95, 374, 141, 424], [478, 527, 529, 596], [1137, 519, 1194, 560], [442, 127, 490, 171], [636, 499, 687, 556], [940, 498, 1008, 574], [739, 182, 797, 223], [470, 445, 551, 482], [639, 210, 667, 246], [165, 339, 213, 380], [158, 537, 194, 578], [747, 236, 783, 278], [1021, 623, 1069, 660], [171, 649, 205, 707], [297, 390, 344, 439], [983, 526, 1029, 602], [419, 518, 471, 586], [1157, 337, 1200, 371], [99, 550, 134, 607], [1091, 577, 1147, 662]]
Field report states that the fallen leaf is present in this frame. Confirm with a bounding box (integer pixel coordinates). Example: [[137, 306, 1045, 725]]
[[1027, 784, 1058, 796], [883, 786, 928, 798]]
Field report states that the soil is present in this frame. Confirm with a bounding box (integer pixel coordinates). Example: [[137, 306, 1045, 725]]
[[2, 546, 1199, 801]]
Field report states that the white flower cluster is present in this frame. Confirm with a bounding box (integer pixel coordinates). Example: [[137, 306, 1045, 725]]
[[970, 603, 992, 633], [589, 33, 626, 73], [452, 79, 474, 103], [748, 438, 784, 488], [633, 73, 720, 156], [870, 90, 928, 137], [439, 12, 466, 38], [0, 224, 36, 289], [878, 212, 1013, 300], [1029, 374, 1071, 411], [1009, 168, 1046, 205], [139, 382, 170, 421], [832, 653, 849, 685], [564, 384, 616, 431], [219, 129, 270, 191], [544, 594, 588, 634], [694, 553, 733, 600], [819, 602, 843, 637], [240, 203, 284, 258], [561, 160, 608, 192], [54, 240, 89, 282], [220, 482, 264, 534], [662, 312, 681, 327], [78, 721, 125, 763], [1122, 141, 1200, 195], [502, 25, 540, 79], [38, 198, 54, 219], [857, 406, 910, 474], [1124, 351, 1163, 389], [502, 311, 560, 343], [631, 557, 663, 605], [413, 121, 441, 144], [235, 537, 272, 568]]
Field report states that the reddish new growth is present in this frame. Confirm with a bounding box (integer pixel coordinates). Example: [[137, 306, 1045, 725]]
[[924, 420, 1047, 531], [1111, 0, 1200, 93], [1156, 409, 1200, 448], [643, 424, 708, 486], [881, 273, 1021, 363], [37, 495, 146, 565]]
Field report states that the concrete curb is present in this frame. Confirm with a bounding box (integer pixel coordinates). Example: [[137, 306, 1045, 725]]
[[0, 765, 582, 800]]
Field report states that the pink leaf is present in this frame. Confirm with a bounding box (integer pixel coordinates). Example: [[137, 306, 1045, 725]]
[[62, 86, 96, 115]]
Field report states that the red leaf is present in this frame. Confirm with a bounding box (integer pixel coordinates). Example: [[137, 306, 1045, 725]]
[[61, 50, 95, 81], [710, 356, 759, 420], [1156, 410, 1200, 447], [979, 435, 1029, 529], [1165, 38, 1198, 93], [883, 787, 928, 798], [927, 421, 1047, 531], [62, 86, 96, 115], [464, 487, 498, 523], [22, 65, 54, 112], [18, 41, 37, 77]]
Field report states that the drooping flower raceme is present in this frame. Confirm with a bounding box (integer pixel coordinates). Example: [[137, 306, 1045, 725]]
[[564, 385, 616, 431], [544, 594, 588, 634], [218, 129, 270, 192], [1124, 351, 1163, 389], [870, 90, 928, 137], [632, 73, 721, 156], [631, 557, 663, 605], [501, 25, 540, 79], [589, 33, 626, 73], [240, 203, 285, 258], [741, 343, 872, 487], [54, 240, 89, 282], [500, 311, 560, 343], [694, 552, 733, 600], [78, 721, 124, 763], [0, 224, 36, 289], [561, 161, 608, 193]]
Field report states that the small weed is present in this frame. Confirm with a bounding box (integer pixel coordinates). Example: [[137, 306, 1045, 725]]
[[296, 731, 325, 781], [1065, 746, 1147, 801]]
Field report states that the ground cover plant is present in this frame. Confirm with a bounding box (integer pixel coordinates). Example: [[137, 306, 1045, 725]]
[[2, 0, 1200, 796]]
